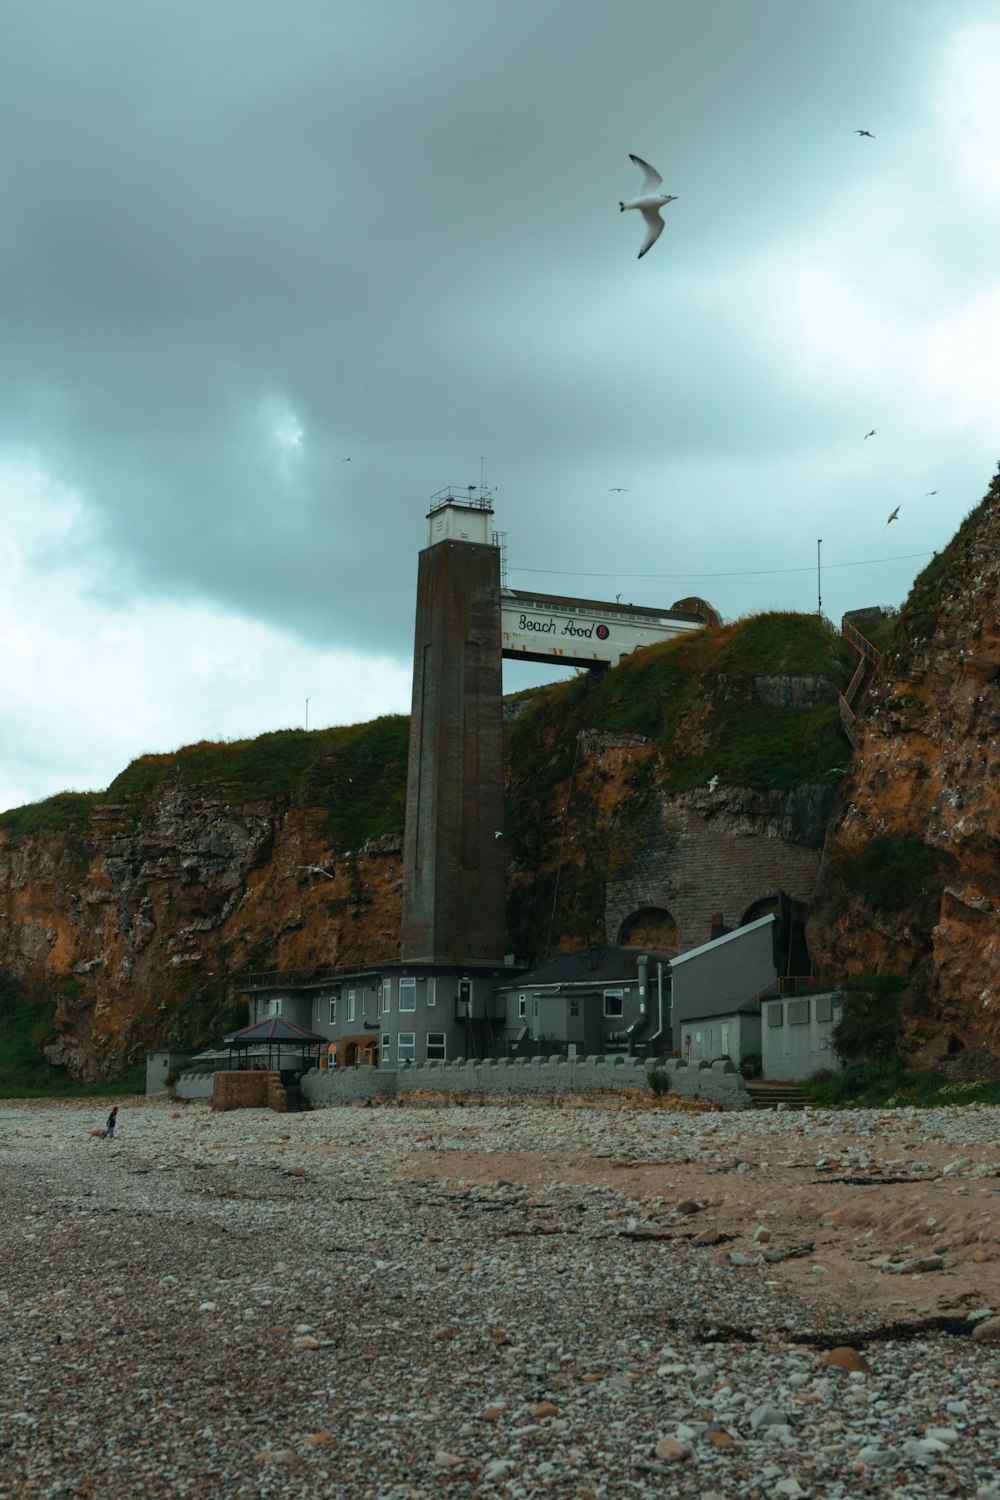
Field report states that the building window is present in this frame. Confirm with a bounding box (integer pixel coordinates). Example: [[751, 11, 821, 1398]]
[[532, 996, 539, 1019], [569, 999, 579, 1017], [347, 990, 356, 1023], [329, 997, 337, 1026], [381, 979, 392, 1015], [426, 1032, 446, 1060], [426, 977, 436, 1007], [399, 978, 416, 1012], [518, 995, 527, 1019], [788, 999, 810, 1026], [381, 1030, 391, 1059], [603, 990, 624, 1019], [397, 1032, 416, 1062], [815, 994, 833, 1023], [767, 1003, 783, 1028], [268, 998, 282, 1018]]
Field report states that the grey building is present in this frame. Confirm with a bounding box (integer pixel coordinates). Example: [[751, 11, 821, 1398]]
[[762, 990, 843, 1080], [494, 948, 672, 1059], [670, 914, 777, 1067], [245, 958, 519, 1066]]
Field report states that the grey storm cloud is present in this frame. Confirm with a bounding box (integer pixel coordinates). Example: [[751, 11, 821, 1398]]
[[0, 0, 994, 678]]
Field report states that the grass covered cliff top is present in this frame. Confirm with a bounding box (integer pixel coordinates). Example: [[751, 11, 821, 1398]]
[[873, 466, 998, 661], [1, 610, 854, 849], [508, 609, 854, 795]]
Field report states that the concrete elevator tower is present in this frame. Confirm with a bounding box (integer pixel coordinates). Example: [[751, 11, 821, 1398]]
[[401, 488, 505, 964]]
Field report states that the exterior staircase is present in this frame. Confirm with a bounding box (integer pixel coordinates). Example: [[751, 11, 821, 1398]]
[[839, 619, 883, 747], [745, 1080, 810, 1111]]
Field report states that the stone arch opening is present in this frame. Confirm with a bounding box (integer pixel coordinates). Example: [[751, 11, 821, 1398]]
[[617, 907, 678, 954], [739, 892, 812, 979], [740, 894, 783, 928]]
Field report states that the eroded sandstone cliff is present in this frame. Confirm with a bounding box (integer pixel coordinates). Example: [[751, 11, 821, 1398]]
[[1, 612, 851, 1079], [809, 467, 1000, 1055]]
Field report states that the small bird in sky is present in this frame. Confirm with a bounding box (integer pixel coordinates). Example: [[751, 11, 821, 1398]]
[[341, 457, 351, 462], [855, 129, 876, 138], [864, 428, 877, 439], [925, 489, 938, 496], [609, 487, 629, 492], [886, 506, 900, 525], [707, 775, 719, 792], [620, 154, 677, 259]]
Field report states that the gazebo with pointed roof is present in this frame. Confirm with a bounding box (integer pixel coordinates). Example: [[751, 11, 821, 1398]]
[[223, 1017, 326, 1074]]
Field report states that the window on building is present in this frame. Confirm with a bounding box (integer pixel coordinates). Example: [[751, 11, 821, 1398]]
[[569, 999, 579, 1017], [426, 1032, 446, 1060], [268, 998, 282, 1018], [815, 995, 833, 1023], [381, 979, 392, 1015], [347, 990, 356, 1023], [787, 999, 810, 1026], [532, 996, 539, 1019], [329, 997, 337, 1026], [399, 978, 416, 1012], [397, 1032, 416, 1062], [381, 1030, 391, 1059], [518, 995, 527, 1019], [767, 1003, 783, 1027], [426, 977, 436, 1007], [603, 990, 624, 1019]]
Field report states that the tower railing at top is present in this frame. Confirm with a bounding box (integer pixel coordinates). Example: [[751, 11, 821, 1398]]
[[429, 485, 494, 513]]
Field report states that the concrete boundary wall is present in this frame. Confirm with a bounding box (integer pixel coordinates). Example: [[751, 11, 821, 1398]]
[[176, 1072, 215, 1100], [300, 1055, 749, 1108]]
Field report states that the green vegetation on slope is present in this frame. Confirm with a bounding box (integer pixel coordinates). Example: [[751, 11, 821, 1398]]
[[0, 976, 144, 1099], [5, 717, 411, 856], [875, 469, 997, 661], [506, 611, 853, 797], [504, 611, 854, 960], [803, 1062, 1000, 1110], [0, 792, 98, 836]]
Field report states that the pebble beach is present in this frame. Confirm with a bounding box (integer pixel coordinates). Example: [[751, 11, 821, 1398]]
[[2, 1093, 1000, 1499]]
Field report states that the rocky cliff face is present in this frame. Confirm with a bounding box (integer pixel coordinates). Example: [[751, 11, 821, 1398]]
[[0, 788, 404, 1079], [6, 495, 1000, 1086], [809, 468, 1000, 1056]]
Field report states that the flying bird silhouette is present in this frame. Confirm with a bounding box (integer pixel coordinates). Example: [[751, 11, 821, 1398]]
[[609, 487, 629, 492], [298, 864, 334, 879], [925, 489, 938, 496], [707, 775, 719, 793], [855, 130, 876, 138], [341, 457, 351, 462], [864, 429, 877, 439], [886, 506, 900, 525], [620, 154, 677, 259]]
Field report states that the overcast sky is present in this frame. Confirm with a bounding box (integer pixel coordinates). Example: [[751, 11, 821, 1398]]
[[2, 0, 999, 812]]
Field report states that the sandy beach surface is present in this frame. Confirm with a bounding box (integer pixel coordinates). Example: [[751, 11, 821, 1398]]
[[2, 1092, 999, 1498]]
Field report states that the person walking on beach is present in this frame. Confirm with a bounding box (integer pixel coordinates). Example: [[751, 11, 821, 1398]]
[[106, 1106, 118, 1140]]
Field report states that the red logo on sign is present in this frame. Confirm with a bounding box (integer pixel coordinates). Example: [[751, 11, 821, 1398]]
[[596, 624, 610, 640]]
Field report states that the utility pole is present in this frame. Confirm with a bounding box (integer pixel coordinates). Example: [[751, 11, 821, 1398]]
[[817, 540, 823, 617]]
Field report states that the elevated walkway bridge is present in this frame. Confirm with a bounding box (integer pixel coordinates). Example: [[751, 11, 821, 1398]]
[[501, 589, 707, 671]]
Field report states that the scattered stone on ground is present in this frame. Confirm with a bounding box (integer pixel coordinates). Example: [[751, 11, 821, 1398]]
[[2, 1094, 999, 1497]]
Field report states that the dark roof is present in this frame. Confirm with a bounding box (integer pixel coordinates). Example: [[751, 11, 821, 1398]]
[[501, 947, 673, 989], [224, 1018, 327, 1046]]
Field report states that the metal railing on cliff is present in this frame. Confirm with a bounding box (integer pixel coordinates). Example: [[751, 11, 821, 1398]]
[[838, 619, 883, 747]]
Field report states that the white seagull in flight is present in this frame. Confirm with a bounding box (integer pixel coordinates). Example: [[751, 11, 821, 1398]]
[[620, 154, 677, 259]]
